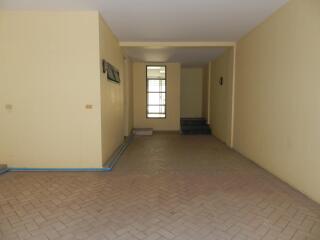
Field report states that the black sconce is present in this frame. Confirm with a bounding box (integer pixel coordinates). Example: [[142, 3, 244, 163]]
[[102, 59, 107, 73], [219, 77, 224, 86]]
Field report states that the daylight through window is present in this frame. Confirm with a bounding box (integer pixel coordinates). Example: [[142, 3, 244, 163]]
[[146, 66, 166, 118]]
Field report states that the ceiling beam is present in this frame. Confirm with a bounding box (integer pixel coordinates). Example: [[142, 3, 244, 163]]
[[119, 42, 236, 48]]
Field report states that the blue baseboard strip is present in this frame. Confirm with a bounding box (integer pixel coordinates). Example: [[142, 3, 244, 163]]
[[8, 167, 112, 172], [0, 168, 9, 175], [1, 133, 133, 174], [104, 132, 134, 170]]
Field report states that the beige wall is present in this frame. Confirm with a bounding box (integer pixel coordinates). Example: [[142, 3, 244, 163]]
[[0, 11, 102, 168], [202, 65, 209, 120], [133, 62, 181, 131], [123, 58, 133, 137], [181, 68, 203, 118], [234, 0, 320, 203], [98, 16, 125, 165], [210, 48, 234, 145]]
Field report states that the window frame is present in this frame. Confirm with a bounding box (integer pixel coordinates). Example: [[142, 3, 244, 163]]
[[146, 65, 167, 119]]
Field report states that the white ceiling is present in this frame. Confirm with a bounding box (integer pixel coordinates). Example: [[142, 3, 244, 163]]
[[1, 0, 289, 42], [123, 47, 226, 67], [1, 0, 289, 66]]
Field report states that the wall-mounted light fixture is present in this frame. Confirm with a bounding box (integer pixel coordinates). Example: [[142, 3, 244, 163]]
[[219, 77, 224, 86], [102, 59, 107, 73]]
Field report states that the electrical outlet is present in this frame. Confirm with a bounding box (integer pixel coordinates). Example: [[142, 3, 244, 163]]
[[5, 104, 13, 110], [85, 104, 93, 109]]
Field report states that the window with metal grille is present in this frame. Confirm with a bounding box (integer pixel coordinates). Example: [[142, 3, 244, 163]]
[[146, 65, 166, 118]]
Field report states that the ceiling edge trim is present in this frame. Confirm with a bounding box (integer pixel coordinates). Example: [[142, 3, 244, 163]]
[[119, 42, 235, 47]]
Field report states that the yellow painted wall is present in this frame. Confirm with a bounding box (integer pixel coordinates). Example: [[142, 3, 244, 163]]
[[0, 11, 102, 168], [210, 48, 234, 145], [202, 65, 209, 120], [98, 16, 125, 165], [123, 58, 133, 137], [234, 0, 320, 203], [133, 62, 181, 131], [181, 68, 203, 118]]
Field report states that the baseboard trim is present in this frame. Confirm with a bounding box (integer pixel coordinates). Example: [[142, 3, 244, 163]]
[[153, 130, 181, 134], [2, 133, 134, 174], [0, 168, 9, 175], [104, 132, 134, 170], [8, 167, 111, 172]]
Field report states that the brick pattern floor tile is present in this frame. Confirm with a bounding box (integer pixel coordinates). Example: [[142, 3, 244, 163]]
[[1, 134, 320, 240]]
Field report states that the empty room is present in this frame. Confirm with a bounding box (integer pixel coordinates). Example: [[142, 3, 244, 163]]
[[1, 0, 320, 240]]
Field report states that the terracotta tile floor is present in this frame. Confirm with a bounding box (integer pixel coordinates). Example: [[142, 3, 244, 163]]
[[1, 134, 320, 240]]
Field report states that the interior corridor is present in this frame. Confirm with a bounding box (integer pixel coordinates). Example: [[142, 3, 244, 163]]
[[1, 134, 320, 240]]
